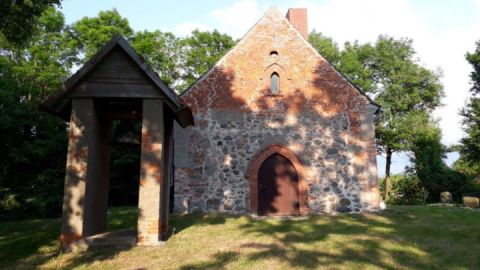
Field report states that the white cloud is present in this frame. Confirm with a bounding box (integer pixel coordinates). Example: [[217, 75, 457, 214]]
[[298, 0, 424, 45], [431, 24, 478, 145], [174, 22, 211, 36], [474, 0, 480, 10], [172, 0, 262, 38], [211, 0, 262, 38]]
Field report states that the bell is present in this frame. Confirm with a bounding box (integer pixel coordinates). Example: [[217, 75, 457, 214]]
[[112, 121, 140, 145]]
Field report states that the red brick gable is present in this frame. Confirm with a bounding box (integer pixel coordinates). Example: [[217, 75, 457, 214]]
[[180, 7, 370, 119]]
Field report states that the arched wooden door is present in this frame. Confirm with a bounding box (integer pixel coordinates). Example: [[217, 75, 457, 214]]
[[258, 154, 300, 216]]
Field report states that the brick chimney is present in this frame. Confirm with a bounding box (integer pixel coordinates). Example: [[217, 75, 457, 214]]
[[286, 8, 308, 39]]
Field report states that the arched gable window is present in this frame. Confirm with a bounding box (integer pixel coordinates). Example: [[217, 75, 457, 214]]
[[270, 72, 280, 94]]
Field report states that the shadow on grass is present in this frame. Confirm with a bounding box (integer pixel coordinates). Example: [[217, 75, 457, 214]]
[[170, 213, 227, 235], [171, 213, 404, 269], [1, 206, 480, 269], [178, 251, 239, 270], [0, 218, 61, 267], [176, 206, 480, 269], [0, 207, 138, 269], [57, 245, 134, 270], [234, 215, 412, 269], [51, 213, 228, 269], [0, 208, 227, 269]]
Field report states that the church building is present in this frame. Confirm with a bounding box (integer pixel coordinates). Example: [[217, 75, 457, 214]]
[[173, 7, 381, 216]]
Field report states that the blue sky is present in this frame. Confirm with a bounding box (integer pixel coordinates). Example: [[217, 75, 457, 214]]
[[60, 0, 480, 175]]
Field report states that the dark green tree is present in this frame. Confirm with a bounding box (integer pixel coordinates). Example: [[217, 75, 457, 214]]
[[460, 40, 480, 166], [336, 41, 377, 94], [131, 30, 182, 89], [180, 30, 235, 90], [0, 8, 74, 219], [308, 30, 341, 65], [408, 115, 467, 201], [0, 0, 61, 45], [68, 9, 134, 61]]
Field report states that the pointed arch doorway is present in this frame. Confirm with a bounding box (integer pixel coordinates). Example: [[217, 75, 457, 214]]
[[246, 145, 308, 216]]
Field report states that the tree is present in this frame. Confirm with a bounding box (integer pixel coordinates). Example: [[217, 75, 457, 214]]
[[68, 9, 134, 61], [131, 30, 182, 89], [1, 8, 77, 91], [460, 40, 480, 166], [337, 42, 379, 95], [364, 37, 443, 200], [310, 35, 444, 200], [0, 8, 74, 219], [408, 116, 468, 201], [180, 30, 235, 90], [308, 30, 341, 65], [0, 0, 61, 46], [66, 10, 234, 93]]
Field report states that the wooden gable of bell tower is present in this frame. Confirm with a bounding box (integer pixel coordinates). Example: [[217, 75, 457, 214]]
[[41, 34, 193, 249], [42, 34, 193, 126]]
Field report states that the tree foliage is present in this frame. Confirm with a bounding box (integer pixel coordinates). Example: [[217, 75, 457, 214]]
[[0, 0, 62, 46], [68, 9, 133, 61], [380, 174, 428, 205], [407, 118, 454, 200], [341, 37, 443, 157], [308, 30, 341, 65], [0, 8, 73, 219], [460, 40, 480, 166], [131, 31, 182, 88], [310, 34, 444, 199], [180, 30, 235, 89], [66, 10, 234, 92]]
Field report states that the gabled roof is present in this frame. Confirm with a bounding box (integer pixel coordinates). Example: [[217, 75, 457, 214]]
[[41, 34, 194, 127], [181, 7, 380, 113]]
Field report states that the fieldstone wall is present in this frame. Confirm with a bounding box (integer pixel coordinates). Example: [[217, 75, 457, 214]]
[[174, 106, 379, 214], [173, 7, 381, 215]]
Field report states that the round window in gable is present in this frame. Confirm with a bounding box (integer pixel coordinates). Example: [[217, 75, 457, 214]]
[[270, 50, 278, 56]]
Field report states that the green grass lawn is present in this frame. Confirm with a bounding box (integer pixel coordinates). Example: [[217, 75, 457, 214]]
[[1, 206, 479, 269]]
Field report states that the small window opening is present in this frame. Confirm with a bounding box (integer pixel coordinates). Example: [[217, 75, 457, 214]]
[[270, 50, 278, 56], [270, 72, 280, 94]]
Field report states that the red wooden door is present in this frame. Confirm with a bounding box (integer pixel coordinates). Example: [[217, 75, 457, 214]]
[[258, 154, 299, 216]]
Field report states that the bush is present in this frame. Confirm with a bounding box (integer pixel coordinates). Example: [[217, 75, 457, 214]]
[[454, 158, 480, 198], [410, 125, 471, 202], [0, 189, 26, 220], [421, 168, 469, 202], [460, 180, 480, 198], [381, 174, 429, 205]]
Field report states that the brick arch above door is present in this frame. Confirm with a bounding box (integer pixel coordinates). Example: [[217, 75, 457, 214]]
[[246, 144, 308, 215]]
